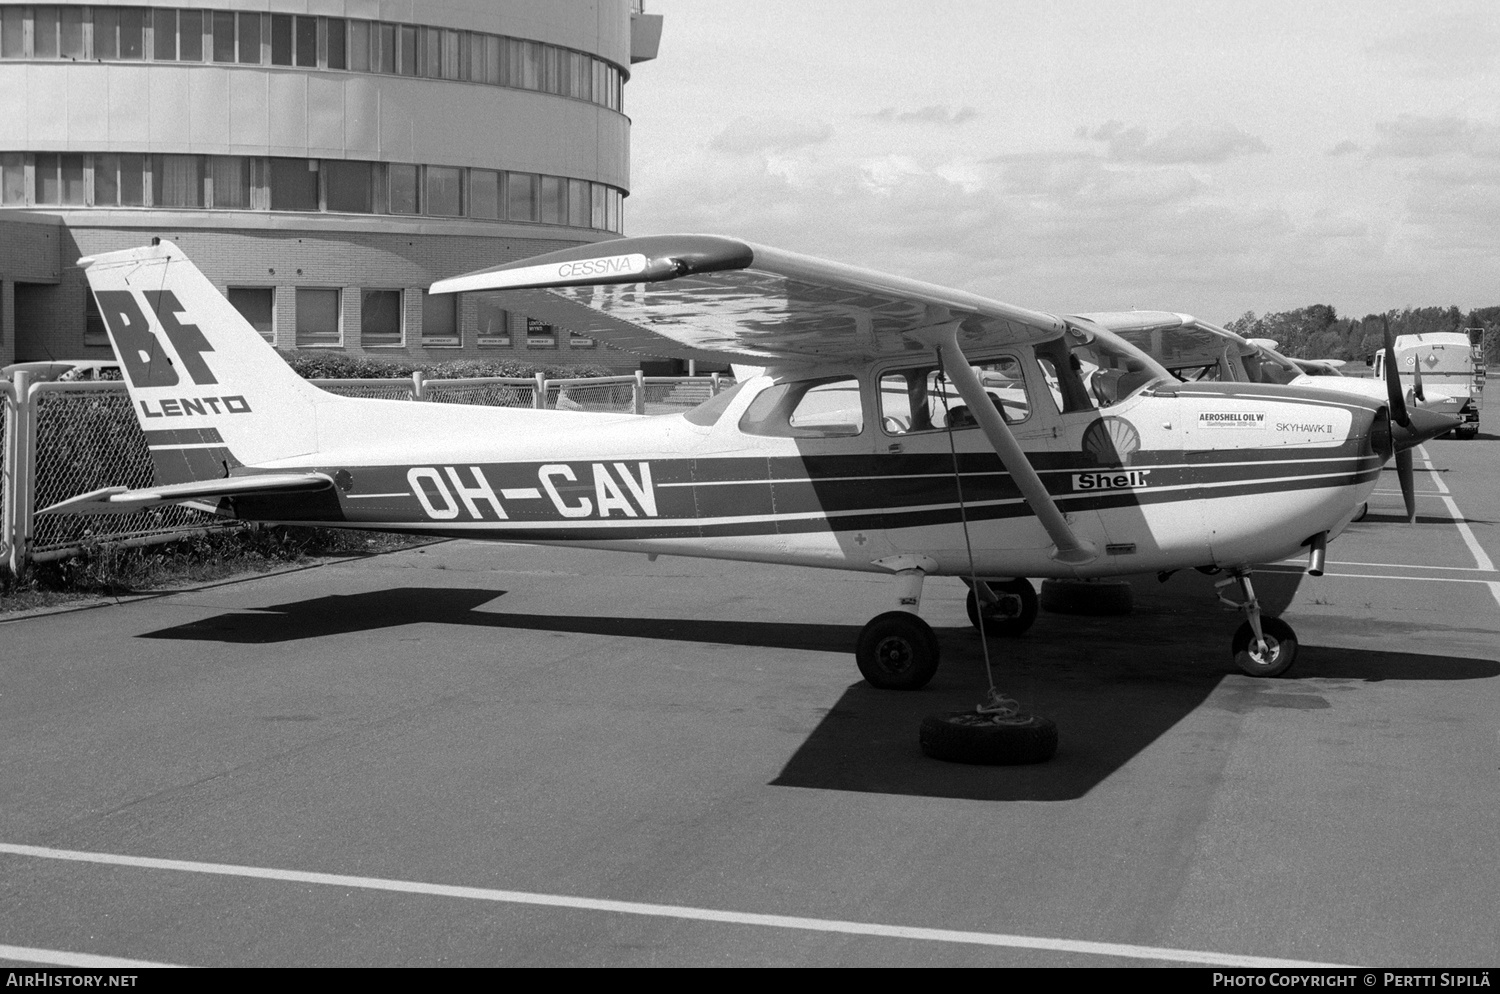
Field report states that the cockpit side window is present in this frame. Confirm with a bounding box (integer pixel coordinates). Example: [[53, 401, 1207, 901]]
[[739, 376, 865, 438], [878, 358, 1030, 435]]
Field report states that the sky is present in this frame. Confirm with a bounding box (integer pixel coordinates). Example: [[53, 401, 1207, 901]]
[[622, 0, 1500, 325]]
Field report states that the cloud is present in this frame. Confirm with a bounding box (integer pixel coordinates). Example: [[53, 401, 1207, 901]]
[[707, 117, 834, 156], [1367, 115, 1479, 158], [866, 105, 978, 126], [1327, 141, 1362, 157], [1366, 10, 1500, 80], [1081, 121, 1269, 164]]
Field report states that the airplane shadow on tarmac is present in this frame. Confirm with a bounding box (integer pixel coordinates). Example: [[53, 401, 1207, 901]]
[[141, 572, 1499, 803]]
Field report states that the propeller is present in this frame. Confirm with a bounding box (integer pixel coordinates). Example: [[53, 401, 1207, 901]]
[[1382, 316, 1408, 429], [1411, 353, 1425, 403], [1395, 448, 1416, 523]]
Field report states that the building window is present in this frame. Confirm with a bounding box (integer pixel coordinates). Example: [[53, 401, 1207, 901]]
[[388, 163, 419, 215], [325, 160, 376, 214], [296, 288, 341, 347], [470, 169, 501, 220], [270, 14, 293, 65], [269, 157, 318, 211], [61, 6, 84, 59], [34, 5, 58, 59], [228, 287, 275, 343], [295, 16, 317, 68], [154, 155, 203, 208], [568, 180, 590, 228], [119, 7, 145, 60], [0, 8, 22, 58], [237, 12, 262, 64], [397, 24, 416, 76], [474, 299, 510, 347], [426, 166, 462, 216], [348, 20, 369, 72], [326, 19, 347, 70], [152, 9, 176, 60], [507, 172, 537, 222], [0, 153, 25, 205], [178, 10, 203, 61], [376, 22, 395, 73], [95, 153, 146, 207], [211, 11, 234, 62], [525, 317, 556, 349], [421, 292, 458, 347], [35, 153, 86, 206], [361, 289, 403, 347], [209, 157, 250, 209], [84, 290, 110, 347], [591, 184, 605, 229], [539, 176, 564, 225]]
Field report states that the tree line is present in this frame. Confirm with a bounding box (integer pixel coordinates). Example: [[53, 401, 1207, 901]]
[[1223, 306, 1500, 367]]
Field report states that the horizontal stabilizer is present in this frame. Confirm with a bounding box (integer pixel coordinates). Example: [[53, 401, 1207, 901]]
[[41, 473, 334, 517]]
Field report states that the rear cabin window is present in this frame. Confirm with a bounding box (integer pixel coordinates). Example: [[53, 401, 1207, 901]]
[[739, 377, 864, 438], [879, 358, 1029, 434]]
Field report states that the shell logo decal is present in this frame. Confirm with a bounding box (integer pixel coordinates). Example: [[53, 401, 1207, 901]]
[[1081, 417, 1141, 466]]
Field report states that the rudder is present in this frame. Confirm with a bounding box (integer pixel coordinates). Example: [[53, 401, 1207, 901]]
[[82, 239, 322, 483]]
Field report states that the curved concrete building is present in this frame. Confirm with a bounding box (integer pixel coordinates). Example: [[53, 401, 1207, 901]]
[[0, 0, 663, 368]]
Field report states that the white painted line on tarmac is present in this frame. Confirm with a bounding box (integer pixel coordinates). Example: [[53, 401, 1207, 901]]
[[1489, 582, 1500, 611], [0, 943, 184, 968], [1276, 559, 1494, 573], [1267, 568, 1498, 586], [1441, 496, 1495, 573], [0, 843, 1349, 969], [1418, 446, 1494, 574]]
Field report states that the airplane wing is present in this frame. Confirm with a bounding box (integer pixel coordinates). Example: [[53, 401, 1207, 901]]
[[40, 473, 334, 516], [431, 234, 1065, 364]]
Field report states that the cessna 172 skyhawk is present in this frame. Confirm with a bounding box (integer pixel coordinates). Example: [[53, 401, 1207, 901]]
[[50, 236, 1456, 688]]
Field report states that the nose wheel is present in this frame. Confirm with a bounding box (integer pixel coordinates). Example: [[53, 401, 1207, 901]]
[[1218, 569, 1299, 677], [964, 578, 1038, 636]]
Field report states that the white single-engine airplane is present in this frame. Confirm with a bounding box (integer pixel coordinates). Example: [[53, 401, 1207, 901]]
[[50, 236, 1456, 688]]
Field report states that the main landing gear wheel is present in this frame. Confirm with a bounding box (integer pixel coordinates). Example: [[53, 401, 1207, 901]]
[[1232, 616, 1298, 678], [856, 611, 940, 690], [919, 707, 1058, 765], [966, 579, 1038, 637]]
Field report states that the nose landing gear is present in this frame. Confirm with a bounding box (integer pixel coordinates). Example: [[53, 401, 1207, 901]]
[[1217, 568, 1299, 677]]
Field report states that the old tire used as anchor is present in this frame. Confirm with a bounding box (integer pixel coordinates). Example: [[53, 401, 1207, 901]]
[[965, 579, 1038, 637], [919, 710, 1058, 765], [856, 611, 940, 690], [1231, 616, 1298, 678]]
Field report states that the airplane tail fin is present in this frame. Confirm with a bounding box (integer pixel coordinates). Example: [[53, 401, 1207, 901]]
[[80, 240, 323, 483]]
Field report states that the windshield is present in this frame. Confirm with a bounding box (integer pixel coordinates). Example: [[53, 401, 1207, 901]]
[[1058, 320, 1172, 408]]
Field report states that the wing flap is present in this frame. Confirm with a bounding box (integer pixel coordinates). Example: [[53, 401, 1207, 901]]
[[432, 235, 1065, 364], [40, 473, 334, 516]]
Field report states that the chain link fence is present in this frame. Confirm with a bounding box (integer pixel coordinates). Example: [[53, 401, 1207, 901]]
[[3, 374, 731, 572], [28, 382, 221, 562]]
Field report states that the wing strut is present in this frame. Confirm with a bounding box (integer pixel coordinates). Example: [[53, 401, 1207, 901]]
[[915, 322, 1098, 566]]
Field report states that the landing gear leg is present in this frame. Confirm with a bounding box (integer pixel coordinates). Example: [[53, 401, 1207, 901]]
[[856, 569, 940, 690], [1217, 568, 1298, 677]]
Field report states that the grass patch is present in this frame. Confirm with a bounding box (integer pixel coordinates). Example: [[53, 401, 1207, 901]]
[[1, 526, 428, 615]]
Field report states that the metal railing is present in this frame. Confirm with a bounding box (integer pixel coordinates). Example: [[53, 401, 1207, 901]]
[[1, 372, 729, 575]]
